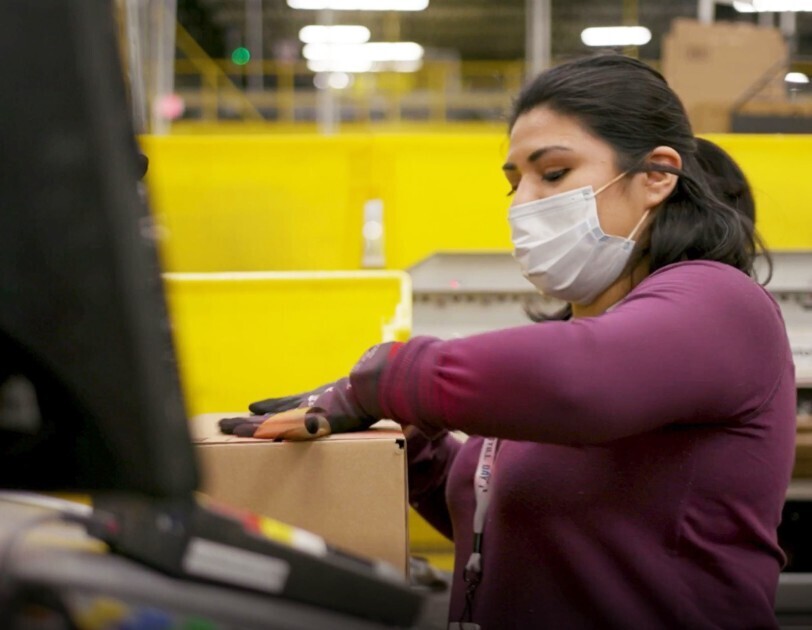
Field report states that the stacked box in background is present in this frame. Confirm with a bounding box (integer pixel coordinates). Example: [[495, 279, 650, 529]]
[[662, 18, 787, 133]]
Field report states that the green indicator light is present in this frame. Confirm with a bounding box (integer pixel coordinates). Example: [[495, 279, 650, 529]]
[[231, 47, 251, 65]]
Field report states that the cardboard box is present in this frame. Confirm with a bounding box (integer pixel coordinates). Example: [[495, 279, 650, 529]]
[[662, 18, 787, 133], [192, 415, 410, 576]]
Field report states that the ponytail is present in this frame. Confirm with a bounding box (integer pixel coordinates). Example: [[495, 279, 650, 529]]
[[633, 156, 772, 284]]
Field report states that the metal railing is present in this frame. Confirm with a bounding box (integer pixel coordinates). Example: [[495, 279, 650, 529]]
[[172, 56, 526, 126]]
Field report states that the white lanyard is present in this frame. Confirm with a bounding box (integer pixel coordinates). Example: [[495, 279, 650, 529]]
[[464, 437, 498, 576]]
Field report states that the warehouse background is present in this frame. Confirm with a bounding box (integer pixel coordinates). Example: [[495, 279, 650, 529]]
[[116, 0, 812, 585]]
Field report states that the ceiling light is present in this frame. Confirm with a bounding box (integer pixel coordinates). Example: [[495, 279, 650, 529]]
[[313, 72, 354, 89], [785, 71, 810, 83], [580, 26, 652, 47], [732, 1, 757, 11], [288, 0, 428, 10], [308, 59, 374, 73], [383, 60, 423, 72], [734, 0, 812, 10], [303, 42, 424, 63], [303, 41, 424, 73], [299, 25, 371, 45]]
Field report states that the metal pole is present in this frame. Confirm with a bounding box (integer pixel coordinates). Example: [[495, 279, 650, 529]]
[[151, 0, 178, 135], [782, 11, 799, 102], [697, 0, 714, 25], [124, 0, 149, 133], [316, 9, 337, 135], [623, 0, 639, 59], [780, 11, 797, 53], [525, 0, 551, 82], [246, 0, 264, 93]]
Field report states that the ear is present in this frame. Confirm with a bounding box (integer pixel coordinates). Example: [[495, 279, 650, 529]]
[[643, 146, 682, 210]]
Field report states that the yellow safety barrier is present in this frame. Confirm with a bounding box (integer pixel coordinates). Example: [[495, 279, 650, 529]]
[[143, 135, 375, 272], [163, 270, 411, 417], [140, 133, 512, 272], [704, 134, 812, 250], [162, 269, 448, 563], [369, 134, 513, 269], [142, 133, 812, 276]]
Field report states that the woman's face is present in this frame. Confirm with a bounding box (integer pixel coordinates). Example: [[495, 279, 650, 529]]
[[503, 106, 650, 239]]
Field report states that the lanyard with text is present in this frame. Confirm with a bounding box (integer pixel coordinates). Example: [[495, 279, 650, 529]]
[[455, 437, 498, 629]]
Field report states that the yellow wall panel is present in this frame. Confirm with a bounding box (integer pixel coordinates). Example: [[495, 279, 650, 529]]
[[141, 135, 372, 271], [140, 133, 811, 275], [372, 134, 513, 269], [163, 271, 411, 417], [705, 134, 812, 250]]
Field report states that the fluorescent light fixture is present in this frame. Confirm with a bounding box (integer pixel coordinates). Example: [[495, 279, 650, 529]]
[[785, 71, 810, 83], [303, 42, 424, 62], [732, 1, 757, 11], [313, 72, 354, 89], [307, 58, 422, 73], [299, 25, 371, 45], [328, 72, 352, 89], [580, 26, 652, 47], [304, 41, 424, 73], [386, 60, 423, 72], [308, 59, 373, 73], [734, 0, 812, 10], [288, 0, 428, 10]]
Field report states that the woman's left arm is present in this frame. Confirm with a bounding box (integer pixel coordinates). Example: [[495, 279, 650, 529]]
[[378, 262, 791, 445]]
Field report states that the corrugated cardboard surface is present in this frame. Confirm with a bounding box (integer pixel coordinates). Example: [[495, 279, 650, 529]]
[[662, 18, 787, 133], [192, 415, 409, 575]]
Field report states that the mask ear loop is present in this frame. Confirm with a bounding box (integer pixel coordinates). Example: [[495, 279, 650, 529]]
[[592, 169, 630, 197], [626, 209, 650, 241], [592, 168, 653, 242], [624, 157, 681, 241]]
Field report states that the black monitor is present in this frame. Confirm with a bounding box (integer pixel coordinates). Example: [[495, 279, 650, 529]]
[[0, 0, 199, 497]]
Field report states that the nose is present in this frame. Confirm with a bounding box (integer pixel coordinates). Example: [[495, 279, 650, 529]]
[[510, 177, 539, 207]]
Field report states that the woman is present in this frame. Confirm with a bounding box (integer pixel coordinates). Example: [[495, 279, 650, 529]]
[[223, 55, 795, 629]]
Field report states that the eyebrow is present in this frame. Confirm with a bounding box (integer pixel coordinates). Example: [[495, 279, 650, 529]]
[[502, 145, 574, 171]]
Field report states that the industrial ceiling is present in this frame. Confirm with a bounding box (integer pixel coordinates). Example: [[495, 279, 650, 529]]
[[185, 0, 812, 63]]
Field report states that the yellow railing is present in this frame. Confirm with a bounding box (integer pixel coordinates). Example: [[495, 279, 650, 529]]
[[175, 25, 264, 121], [172, 57, 526, 126]]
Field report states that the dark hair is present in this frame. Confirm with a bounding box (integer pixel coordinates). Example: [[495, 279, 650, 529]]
[[694, 137, 755, 224], [512, 54, 771, 321]]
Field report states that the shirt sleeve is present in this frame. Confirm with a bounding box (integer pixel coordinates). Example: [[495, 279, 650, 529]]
[[379, 262, 790, 445], [404, 427, 462, 541]]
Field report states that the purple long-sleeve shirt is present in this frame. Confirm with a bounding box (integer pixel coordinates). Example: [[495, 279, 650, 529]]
[[378, 261, 796, 629]]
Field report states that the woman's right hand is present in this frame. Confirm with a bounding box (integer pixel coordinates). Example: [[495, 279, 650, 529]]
[[217, 376, 378, 440], [217, 381, 335, 437], [247, 381, 336, 415], [220, 407, 333, 441], [219, 341, 401, 440]]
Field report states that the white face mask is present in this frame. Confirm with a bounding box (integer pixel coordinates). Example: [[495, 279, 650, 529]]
[[508, 171, 649, 305]]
